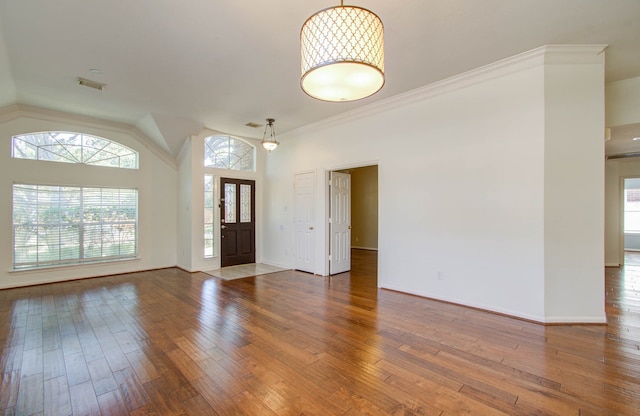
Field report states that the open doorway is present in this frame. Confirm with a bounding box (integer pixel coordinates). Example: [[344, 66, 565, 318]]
[[331, 165, 378, 280], [623, 177, 640, 266]]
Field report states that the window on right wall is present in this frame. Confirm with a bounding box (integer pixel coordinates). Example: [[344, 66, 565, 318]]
[[624, 187, 640, 233]]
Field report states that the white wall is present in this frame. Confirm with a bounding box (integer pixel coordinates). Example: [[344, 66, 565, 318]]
[[543, 58, 605, 322], [0, 28, 15, 108], [177, 137, 194, 270], [263, 46, 605, 323], [0, 105, 178, 288], [606, 76, 640, 127]]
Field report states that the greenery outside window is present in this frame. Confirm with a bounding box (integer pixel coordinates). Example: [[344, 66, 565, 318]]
[[13, 184, 138, 270]]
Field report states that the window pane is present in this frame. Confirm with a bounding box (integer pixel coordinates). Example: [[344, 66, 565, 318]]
[[240, 184, 251, 223], [625, 188, 640, 233], [225, 183, 236, 224], [204, 174, 215, 258], [11, 132, 139, 169], [204, 239, 213, 258], [204, 136, 255, 172], [12, 184, 138, 269]]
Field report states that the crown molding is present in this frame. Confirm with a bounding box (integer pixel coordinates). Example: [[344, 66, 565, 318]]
[[543, 44, 607, 64], [0, 103, 176, 169], [289, 45, 608, 137]]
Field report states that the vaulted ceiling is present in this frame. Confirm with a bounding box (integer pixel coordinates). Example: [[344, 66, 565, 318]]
[[1, 0, 639, 158]]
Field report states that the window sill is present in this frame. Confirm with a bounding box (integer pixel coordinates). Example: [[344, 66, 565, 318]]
[[9, 257, 141, 274]]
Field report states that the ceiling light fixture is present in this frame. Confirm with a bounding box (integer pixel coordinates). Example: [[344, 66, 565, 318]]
[[261, 118, 279, 151], [300, 1, 384, 102]]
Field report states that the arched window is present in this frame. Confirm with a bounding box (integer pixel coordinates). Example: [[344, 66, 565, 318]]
[[11, 131, 138, 169], [204, 135, 255, 171]]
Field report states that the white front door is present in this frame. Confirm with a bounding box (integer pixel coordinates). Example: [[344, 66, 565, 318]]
[[294, 172, 315, 273], [330, 171, 351, 274]]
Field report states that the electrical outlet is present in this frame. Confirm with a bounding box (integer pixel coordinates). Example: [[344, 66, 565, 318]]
[[437, 271, 444, 280]]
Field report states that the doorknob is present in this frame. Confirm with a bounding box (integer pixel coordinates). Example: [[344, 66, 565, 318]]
[[221, 225, 227, 229], [309, 226, 314, 230]]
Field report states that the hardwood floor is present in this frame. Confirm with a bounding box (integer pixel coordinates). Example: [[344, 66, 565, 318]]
[[1, 249, 639, 415]]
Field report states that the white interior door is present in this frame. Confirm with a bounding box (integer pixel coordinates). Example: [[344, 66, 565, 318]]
[[294, 172, 315, 273], [330, 171, 351, 274]]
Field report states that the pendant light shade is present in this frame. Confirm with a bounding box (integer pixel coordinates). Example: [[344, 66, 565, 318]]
[[300, 2, 384, 102], [261, 118, 279, 151]]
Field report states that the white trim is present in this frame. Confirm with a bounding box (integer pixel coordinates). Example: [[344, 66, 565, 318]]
[[9, 257, 141, 274], [380, 284, 607, 324], [287, 45, 607, 137], [543, 316, 608, 324], [324, 161, 380, 277]]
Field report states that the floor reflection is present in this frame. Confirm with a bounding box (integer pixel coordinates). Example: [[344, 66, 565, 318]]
[[1, 251, 639, 414]]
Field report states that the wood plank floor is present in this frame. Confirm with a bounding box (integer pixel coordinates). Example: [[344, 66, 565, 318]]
[[1, 250, 639, 415]]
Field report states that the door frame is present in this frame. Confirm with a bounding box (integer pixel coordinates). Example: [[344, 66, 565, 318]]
[[620, 175, 640, 266], [294, 170, 317, 273], [324, 161, 380, 277], [220, 177, 256, 267]]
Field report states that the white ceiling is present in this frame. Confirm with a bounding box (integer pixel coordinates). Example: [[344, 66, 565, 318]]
[[1, 0, 640, 158]]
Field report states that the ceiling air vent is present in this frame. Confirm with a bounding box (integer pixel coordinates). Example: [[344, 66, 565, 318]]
[[77, 77, 106, 91]]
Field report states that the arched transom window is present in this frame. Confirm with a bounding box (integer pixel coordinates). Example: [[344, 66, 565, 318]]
[[11, 131, 139, 169], [204, 135, 255, 171]]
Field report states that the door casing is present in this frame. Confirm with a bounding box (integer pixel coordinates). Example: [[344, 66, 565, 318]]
[[220, 177, 256, 267], [323, 162, 379, 277]]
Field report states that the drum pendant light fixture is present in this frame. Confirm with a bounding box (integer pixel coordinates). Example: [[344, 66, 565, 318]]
[[300, 1, 384, 102]]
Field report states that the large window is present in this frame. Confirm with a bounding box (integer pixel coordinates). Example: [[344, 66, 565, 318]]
[[204, 135, 255, 171], [13, 184, 138, 270], [12, 131, 138, 169]]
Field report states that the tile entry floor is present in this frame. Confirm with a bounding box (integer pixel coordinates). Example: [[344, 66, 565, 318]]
[[203, 263, 288, 280]]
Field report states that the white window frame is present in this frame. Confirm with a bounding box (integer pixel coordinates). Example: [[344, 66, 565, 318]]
[[204, 174, 215, 258], [624, 188, 640, 234], [12, 183, 138, 270], [11, 131, 139, 169], [204, 135, 255, 172]]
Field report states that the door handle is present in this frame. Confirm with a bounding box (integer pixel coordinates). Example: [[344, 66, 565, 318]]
[[309, 226, 314, 230], [221, 225, 227, 229]]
